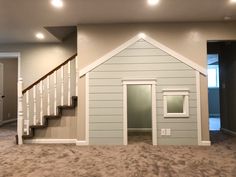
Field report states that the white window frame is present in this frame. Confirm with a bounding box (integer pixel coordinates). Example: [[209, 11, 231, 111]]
[[162, 89, 189, 118], [207, 65, 219, 88]]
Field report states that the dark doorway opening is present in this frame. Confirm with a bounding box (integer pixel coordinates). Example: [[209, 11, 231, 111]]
[[207, 41, 236, 137]]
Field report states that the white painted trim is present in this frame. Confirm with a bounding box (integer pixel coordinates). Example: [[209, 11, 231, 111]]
[[200, 141, 211, 146], [123, 84, 127, 145], [221, 128, 236, 136], [76, 140, 89, 146], [0, 118, 17, 126], [122, 78, 157, 81], [163, 89, 189, 118], [123, 79, 157, 145], [24, 139, 77, 144], [123, 80, 156, 85], [0, 52, 23, 145], [152, 84, 157, 145], [144, 35, 207, 75], [162, 88, 190, 92], [79, 34, 207, 77], [0, 52, 20, 58], [128, 128, 152, 132], [85, 73, 89, 144], [196, 71, 207, 146]]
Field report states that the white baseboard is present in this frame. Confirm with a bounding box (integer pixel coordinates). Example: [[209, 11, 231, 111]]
[[24, 139, 77, 144], [76, 140, 89, 146], [221, 128, 236, 136], [128, 128, 152, 132], [199, 141, 211, 146], [0, 118, 17, 126]]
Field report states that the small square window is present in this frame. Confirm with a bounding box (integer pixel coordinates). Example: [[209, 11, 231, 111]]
[[163, 89, 189, 118]]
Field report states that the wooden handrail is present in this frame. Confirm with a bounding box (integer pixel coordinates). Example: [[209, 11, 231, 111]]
[[22, 53, 77, 94]]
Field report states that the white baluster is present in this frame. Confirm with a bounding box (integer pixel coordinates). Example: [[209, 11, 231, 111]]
[[68, 61, 71, 105], [61, 66, 64, 106], [47, 76, 50, 115], [33, 85, 36, 125], [39, 80, 43, 125], [17, 77, 23, 145], [54, 71, 57, 115], [75, 57, 79, 97], [26, 91, 30, 134]]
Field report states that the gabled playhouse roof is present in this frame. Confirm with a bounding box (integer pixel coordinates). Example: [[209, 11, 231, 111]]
[[79, 34, 207, 77]]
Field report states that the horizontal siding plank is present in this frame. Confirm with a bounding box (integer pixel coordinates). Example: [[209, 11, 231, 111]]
[[156, 92, 196, 100], [93, 63, 192, 72], [157, 107, 197, 116], [90, 116, 123, 123], [116, 48, 168, 57], [89, 93, 122, 101], [157, 116, 197, 123], [89, 78, 195, 86], [90, 131, 123, 138], [90, 108, 122, 116], [157, 100, 197, 108], [90, 100, 123, 108], [157, 122, 197, 130], [89, 85, 196, 94], [157, 130, 197, 138], [89, 79, 121, 86], [90, 70, 195, 79], [105, 56, 180, 64], [157, 138, 197, 145], [90, 86, 123, 93], [90, 123, 123, 130], [90, 138, 123, 145]]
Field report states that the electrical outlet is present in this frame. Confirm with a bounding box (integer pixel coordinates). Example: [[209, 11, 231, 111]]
[[161, 129, 166, 136], [166, 129, 171, 136]]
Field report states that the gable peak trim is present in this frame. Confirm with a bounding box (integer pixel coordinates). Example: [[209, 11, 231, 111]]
[[79, 33, 207, 77]]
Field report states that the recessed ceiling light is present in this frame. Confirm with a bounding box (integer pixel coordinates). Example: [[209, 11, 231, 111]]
[[147, 0, 160, 6], [230, 0, 236, 3], [35, 33, 45, 40], [51, 0, 63, 8]]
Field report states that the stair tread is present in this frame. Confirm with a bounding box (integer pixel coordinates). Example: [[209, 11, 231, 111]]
[[30, 125, 47, 128]]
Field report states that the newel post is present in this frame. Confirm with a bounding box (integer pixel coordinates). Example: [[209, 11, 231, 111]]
[[17, 77, 23, 145]]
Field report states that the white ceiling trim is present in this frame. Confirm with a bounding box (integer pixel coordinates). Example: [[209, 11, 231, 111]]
[[79, 34, 207, 77], [0, 52, 20, 58]]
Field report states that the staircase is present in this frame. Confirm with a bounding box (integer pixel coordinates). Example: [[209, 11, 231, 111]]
[[16, 54, 78, 144]]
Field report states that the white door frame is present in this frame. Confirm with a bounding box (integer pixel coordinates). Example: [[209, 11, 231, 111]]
[[122, 79, 157, 145], [0, 63, 4, 124], [0, 52, 23, 144]]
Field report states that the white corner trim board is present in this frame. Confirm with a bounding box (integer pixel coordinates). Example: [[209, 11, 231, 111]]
[[79, 33, 207, 77], [85, 73, 89, 144]]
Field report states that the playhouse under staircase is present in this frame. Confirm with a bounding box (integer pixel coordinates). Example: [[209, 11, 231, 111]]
[[16, 54, 78, 144]]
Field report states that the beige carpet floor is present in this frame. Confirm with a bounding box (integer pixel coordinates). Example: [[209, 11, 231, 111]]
[[0, 123, 236, 177]]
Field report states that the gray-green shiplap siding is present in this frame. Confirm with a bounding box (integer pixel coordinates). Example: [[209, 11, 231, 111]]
[[88, 39, 198, 145]]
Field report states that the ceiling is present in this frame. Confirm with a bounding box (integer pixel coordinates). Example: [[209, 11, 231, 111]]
[[0, 0, 236, 43]]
